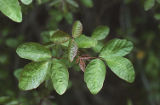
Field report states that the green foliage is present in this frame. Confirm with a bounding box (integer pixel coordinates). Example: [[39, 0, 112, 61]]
[[66, 0, 79, 8], [15, 20, 135, 95], [72, 21, 83, 38], [64, 12, 73, 24], [14, 68, 23, 80], [154, 13, 160, 20], [5, 38, 19, 48], [99, 39, 133, 59], [21, 0, 32, 5], [41, 30, 56, 43], [50, 31, 70, 44], [106, 57, 135, 83], [92, 42, 104, 53], [19, 61, 50, 90], [144, 0, 155, 11], [0, 0, 160, 104], [0, 0, 22, 22], [16, 42, 52, 62], [99, 39, 134, 83], [127, 99, 133, 105], [37, 0, 49, 4], [51, 59, 69, 95], [0, 96, 11, 104], [92, 26, 110, 40], [0, 0, 93, 23], [0, 54, 8, 64], [84, 59, 106, 94], [80, 0, 93, 8], [75, 35, 97, 48]]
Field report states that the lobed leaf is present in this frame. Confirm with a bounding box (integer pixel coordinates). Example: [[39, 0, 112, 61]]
[[0, 0, 22, 22], [16, 42, 52, 62], [105, 57, 135, 83], [92, 26, 110, 40], [50, 31, 70, 44], [19, 61, 50, 90], [68, 39, 78, 62], [51, 59, 69, 95], [99, 38, 133, 59], [72, 20, 83, 38], [84, 59, 106, 94], [75, 35, 97, 48]]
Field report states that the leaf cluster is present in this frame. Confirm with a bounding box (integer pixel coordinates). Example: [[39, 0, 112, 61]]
[[16, 20, 135, 95]]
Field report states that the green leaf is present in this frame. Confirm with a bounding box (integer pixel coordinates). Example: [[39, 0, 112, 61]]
[[61, 40, 70, 47], [75, 35, 97, 48], [51, 59, 69, 95], [50, 31, 70, 44], [105, 57, 135, 83], [64, 12, 73, 24], [66, 0, 79, 8], [154, 13, 160, 20], [84, 59, 106, 94], [5, 38, 19, 48], [0, 54, 8, 64], [41, 30, 57, 43], [72, 20, 83, 38], [19, 61, 50, 90], [14, 68, 23, 80], [92, 26, 110, 40], [68, 39, 78, 62], [144, 0, 155, 11], [0, 0, 22, 22], [80, 0, 93, 8], [21, 0, 32, 5], [99, 39, 133, 59], [92, 42, 104, 53], [127, 99, 133, 105], [16, 42, 52, 61]]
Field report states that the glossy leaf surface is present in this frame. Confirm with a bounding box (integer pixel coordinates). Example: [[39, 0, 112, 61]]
[[16, 42, 52, 61], [0, 0, 22, 22]]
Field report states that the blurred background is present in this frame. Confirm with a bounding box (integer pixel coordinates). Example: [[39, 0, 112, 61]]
[[0, 0, 160, 105]]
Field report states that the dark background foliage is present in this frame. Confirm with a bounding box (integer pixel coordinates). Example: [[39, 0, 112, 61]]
[[0, 0, 160, 105]]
